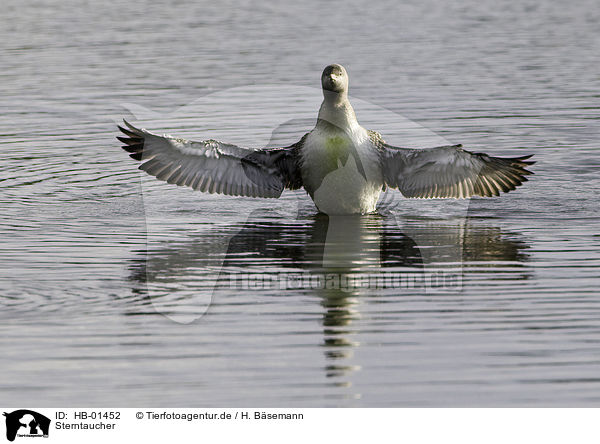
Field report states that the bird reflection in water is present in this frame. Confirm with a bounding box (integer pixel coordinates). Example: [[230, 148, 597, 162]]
[[128, 211, 530, 386]]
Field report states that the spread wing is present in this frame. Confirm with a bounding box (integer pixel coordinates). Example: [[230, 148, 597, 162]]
[[373, 132, 535, 198], [117, 120, 304, 198]]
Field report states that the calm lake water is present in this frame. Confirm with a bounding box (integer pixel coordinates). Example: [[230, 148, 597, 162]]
[[1, 0, 599, 406]]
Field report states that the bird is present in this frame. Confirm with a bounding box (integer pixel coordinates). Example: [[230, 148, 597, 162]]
[[117, 64, 534, 215]]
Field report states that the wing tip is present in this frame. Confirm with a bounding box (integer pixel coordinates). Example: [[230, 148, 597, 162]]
[[515, 154, 536, 168], [122, 119, 137, 131], [118, 120, 145, 159]]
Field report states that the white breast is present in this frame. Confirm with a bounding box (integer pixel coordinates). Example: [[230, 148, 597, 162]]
[[300, 125, 383, 215]]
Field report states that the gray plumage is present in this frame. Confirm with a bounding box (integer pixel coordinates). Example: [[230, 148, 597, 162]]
[[117, 64, 534, 213], [118, 120, 303, 198]]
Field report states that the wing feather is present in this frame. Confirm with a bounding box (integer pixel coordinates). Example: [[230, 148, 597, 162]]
[[117, 120, 304, 198], [372, 132, 535, 199]]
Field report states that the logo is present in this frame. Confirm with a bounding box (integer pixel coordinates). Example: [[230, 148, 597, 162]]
[[3, 410, 50, 442]]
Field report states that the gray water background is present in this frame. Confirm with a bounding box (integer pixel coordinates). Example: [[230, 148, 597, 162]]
[[1, 0, 599, 406]]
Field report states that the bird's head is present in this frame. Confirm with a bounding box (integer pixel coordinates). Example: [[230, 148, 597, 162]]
[[321, 64, 348, 94]]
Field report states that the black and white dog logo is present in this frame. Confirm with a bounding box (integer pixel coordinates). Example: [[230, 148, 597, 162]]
[[3, 410, 50, 441]]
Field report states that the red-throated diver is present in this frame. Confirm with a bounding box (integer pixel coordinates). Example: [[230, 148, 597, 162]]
[[118, 64, 534, 215]]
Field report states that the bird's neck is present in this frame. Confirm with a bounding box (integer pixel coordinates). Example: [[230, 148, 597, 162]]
[[317, 91, 360, 132]]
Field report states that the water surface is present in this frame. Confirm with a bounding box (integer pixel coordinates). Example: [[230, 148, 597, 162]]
[[1, 0, 599, 406]]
